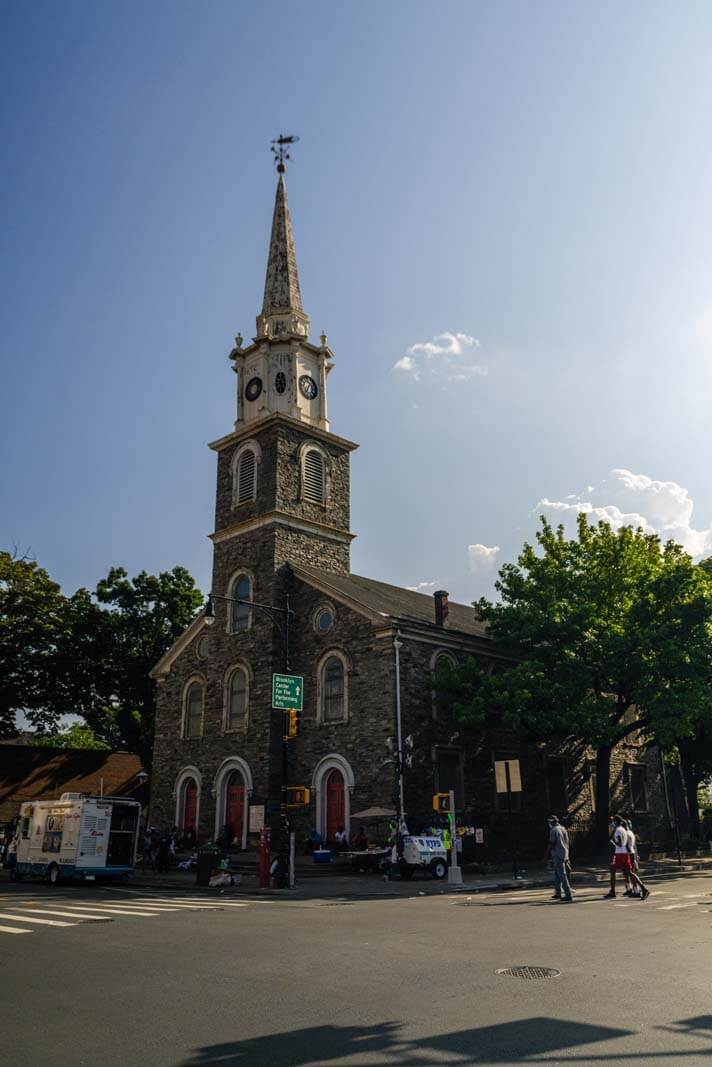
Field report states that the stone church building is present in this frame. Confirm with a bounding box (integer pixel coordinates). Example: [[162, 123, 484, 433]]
[[149, 165, 669, 858]]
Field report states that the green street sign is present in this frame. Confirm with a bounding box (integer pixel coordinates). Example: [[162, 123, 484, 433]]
[[272, 673, 303, 711]]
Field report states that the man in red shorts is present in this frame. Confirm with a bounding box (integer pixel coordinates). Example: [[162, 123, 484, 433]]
[[604, 814, 649, 900]]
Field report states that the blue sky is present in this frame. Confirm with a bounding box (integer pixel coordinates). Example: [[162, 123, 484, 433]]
[[3, 1, 712, 607]]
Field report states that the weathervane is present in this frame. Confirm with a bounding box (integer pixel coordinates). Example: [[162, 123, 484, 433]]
[[271, 133, 300, 173]]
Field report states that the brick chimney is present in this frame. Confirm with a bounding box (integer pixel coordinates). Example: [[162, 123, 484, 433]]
[[433, 590, 449, 627]]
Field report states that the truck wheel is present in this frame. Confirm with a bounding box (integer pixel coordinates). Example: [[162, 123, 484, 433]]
[[46, 864, 60, 885], [430, 859, 447, 880]]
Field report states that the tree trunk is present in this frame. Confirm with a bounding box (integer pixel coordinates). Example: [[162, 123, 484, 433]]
[[594, 744, 613, 848], [678, 739, 701, 841]]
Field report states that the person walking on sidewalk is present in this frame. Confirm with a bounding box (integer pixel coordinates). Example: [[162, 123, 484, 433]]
[[604, 815, 650, 900], [545, 815, 573, 902]]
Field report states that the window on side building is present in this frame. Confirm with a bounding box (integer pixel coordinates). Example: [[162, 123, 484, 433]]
[[225, 666, 249, 732], [184, 682, 204, 739], [627, 763, 648, 812], [229, 574, 252, 634], [321, 655, 346, 723]]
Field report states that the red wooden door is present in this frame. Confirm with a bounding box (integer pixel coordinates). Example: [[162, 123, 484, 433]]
[[183, 780, 197, 834], [325, 770, 345, 844], [225, 776, 245, 845]]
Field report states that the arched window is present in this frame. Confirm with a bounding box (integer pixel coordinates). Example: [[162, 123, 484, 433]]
[[431, 650, 457, 721], [302, 448, 325, 504], [183, 681, 204, 739], [175, 766, 202, 837], [231, 441, 260, 507], [237, 448, 256, 503], [321, 655, 346, 723], [225, 666, 248, 731], [229, 574, 252, 633]]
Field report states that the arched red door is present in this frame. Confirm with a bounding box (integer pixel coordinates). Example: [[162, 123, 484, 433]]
[[325, 769, 345, 845], [225, 773, 245, 846], [183, 779, 197, 835]]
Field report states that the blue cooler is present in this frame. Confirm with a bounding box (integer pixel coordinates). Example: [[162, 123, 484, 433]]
[[313, 849, 332, 864]]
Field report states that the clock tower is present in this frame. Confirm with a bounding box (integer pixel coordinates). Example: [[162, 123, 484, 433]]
[[206, 156, 357, 608], [229, 172, 331, 433]]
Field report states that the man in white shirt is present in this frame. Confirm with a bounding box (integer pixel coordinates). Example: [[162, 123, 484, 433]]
[[604, 815, 649, 899]]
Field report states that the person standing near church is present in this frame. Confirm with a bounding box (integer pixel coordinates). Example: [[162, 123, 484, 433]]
[[545, 815, 573, 902]]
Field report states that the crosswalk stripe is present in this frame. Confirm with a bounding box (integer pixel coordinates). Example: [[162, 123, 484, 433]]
[[14, 909, 112, 922], [0, 912, 76, 927], [80, 903, 202, 913], [128, 901, 224, 910], [656, 903, 700, 911], [0, 924, 33, 934], [142, 898, 248, 908], [41, 905, 163, 917]]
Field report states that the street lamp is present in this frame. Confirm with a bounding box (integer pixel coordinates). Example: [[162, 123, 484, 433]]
[[393, 631, 406, 846]]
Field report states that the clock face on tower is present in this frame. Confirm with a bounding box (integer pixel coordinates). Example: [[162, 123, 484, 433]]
[[245, 377, 262, 402], [299, 375, 318, 400]]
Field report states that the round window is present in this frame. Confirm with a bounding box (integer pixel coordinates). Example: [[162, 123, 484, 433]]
[[275, 371, 287, 394], [314, 607, 335, 634], [196, 635, 210, 660]]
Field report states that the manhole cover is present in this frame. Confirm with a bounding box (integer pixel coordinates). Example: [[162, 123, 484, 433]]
[[495, 966, 561, 980]]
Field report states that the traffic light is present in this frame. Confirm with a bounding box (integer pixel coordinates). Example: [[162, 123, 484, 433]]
[[287, 786, 311, 809], [432, 792, 450, 813], [285, 708, 303, 739]]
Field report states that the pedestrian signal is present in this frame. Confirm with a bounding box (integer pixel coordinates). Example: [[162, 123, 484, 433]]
[[432, 792, 450, 813], [285, 708, 303, 739], [287, 786, 311, 809]]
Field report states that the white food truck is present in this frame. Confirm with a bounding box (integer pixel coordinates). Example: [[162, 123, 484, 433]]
[[12, 793, 141, 884]]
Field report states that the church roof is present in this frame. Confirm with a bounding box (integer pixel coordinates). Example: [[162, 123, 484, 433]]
[[291, 563, 489, 638], [262, 173, 303, 315]]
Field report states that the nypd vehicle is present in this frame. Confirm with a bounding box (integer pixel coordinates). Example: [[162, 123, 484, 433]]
[[396, 834, 448, 880]]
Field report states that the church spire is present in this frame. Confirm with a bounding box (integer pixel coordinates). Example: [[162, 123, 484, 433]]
[[261, 173, 304, 317], [256, 136, 309, 340]]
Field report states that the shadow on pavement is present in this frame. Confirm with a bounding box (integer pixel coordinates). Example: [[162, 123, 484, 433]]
[[179, 1016, 652, 1065]]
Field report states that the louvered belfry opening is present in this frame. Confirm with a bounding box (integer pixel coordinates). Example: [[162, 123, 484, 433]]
[[237, 449, 256, 503], [303, 449, 325, 504]]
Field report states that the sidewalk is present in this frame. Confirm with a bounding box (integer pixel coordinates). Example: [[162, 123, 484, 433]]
[[129, 852, 712, 900]]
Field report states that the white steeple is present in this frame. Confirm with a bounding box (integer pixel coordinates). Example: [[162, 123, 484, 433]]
[[229, 144, 332, 432]]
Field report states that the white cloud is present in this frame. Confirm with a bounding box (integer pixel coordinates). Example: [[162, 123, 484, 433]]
[[467, 544, 500, 570], [535, 468, 712, 558], [393, 331, 487, 384], [406, 579, 439, 593]]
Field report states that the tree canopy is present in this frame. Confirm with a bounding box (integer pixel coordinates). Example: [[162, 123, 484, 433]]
[[435, 516, 712, 841], [0, 555, 204, 764]]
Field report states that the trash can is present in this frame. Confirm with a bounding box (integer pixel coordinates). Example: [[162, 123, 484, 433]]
[[196, 843, 219, 887]]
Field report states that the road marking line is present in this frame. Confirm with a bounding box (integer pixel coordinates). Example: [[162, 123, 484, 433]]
[[14, 908, 113, 922], [40, 905, 163, 917], [0, 912, 76, 927], [0, 924, 33, 934], [656, 903, 700, 910], [141, 897, 249, 908]]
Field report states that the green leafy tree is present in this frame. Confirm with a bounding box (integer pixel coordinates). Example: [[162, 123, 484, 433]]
[[0, 551, 74, 737], [83, 567, 205, 766], [33, 723, 111, 751], [435, 516, 712, 844]]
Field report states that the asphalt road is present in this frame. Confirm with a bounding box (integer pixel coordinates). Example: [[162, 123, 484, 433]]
[[1, 873, 712, 1066]]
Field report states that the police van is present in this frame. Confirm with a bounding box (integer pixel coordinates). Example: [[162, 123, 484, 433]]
[[11, 793, 140, 884]]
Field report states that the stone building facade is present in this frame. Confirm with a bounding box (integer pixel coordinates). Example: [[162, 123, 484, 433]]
[[149, 165, 673, 860]]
